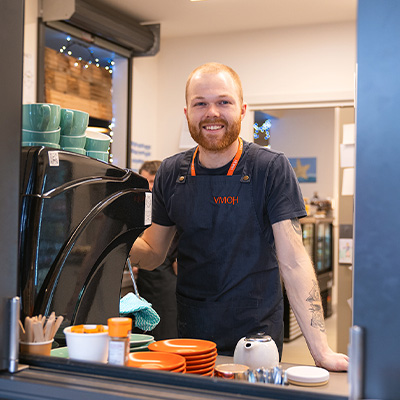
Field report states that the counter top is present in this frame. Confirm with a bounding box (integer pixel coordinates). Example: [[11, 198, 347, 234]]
[[215, 355, 349, 398], [0, 353, 349, 400]]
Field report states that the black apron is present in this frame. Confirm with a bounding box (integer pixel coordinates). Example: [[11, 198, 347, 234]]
[[170, 142, 284, 356]]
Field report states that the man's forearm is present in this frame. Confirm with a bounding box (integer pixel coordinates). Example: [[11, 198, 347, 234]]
[[129, 223, 177, 271], [274, 219, 348, 371], [273, 220, 331, 363], [279, 250, 330, 364], [129, 236, 163, 271]]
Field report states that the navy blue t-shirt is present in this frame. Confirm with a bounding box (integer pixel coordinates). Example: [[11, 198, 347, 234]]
[[152, 140, 306, 231]]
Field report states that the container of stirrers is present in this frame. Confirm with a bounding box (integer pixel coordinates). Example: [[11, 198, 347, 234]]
[[19, 312, 63, 356], [20, 339, 54, 356]]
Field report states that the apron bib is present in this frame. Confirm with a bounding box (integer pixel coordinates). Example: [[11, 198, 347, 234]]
[[170, 142, 284, 356]]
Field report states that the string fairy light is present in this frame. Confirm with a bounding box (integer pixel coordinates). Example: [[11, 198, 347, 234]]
[[58, 36, 114, 74], [108, 121, 114, 143], [253, 119, 272, 140]]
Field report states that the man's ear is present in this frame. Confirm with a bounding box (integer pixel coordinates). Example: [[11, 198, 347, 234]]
[[240, 103, 247, 121]]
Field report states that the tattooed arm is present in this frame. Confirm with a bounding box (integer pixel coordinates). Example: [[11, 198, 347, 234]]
[[272, 218, 349, 371], [129, 223, 177, 271]]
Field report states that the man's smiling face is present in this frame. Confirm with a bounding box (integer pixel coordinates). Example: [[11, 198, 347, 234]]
[[185, 70, 246, 152]]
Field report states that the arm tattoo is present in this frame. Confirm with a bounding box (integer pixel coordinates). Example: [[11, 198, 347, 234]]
[[306, 280, 326, 332], [130, 261, 141, 269], [291, 218, 302, 236]]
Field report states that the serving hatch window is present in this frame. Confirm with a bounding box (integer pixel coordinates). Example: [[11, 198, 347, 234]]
[[41, 25, 130, 168]]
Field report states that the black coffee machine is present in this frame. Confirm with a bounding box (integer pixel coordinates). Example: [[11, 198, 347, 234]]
[[19, 147, 150, 337]]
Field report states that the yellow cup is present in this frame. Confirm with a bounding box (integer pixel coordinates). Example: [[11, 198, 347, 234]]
[[20, 339, 54, 356]]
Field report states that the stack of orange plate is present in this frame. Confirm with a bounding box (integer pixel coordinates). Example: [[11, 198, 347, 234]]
[[127, 351, 186, 373], [148, 339, 217, 377]]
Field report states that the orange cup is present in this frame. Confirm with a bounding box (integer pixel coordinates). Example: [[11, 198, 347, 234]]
[[20, 339, 54, 356]]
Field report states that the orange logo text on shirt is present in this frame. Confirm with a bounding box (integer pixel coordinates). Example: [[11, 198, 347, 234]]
[[214, 196, 239, 205]]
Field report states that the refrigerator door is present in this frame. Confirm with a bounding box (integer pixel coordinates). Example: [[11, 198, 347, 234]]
[[19, 147, 150, 333], [301, 222, 315, 262], [315, 221, 333, 274]]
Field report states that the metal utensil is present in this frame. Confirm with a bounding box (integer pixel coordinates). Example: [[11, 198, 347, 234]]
[[126, 257, 140, 298], [282, 370, 288, 386], [247, 366, 288, 386], [255, 368, 266, 383], [248, 369, 257, 383], [273, 366, 282, 385]]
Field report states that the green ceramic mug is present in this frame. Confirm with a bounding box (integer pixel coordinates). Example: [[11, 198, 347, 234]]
[[62, 147, 87, 155], [22, 103, 61, 132], [22, 141, 61, 149], [85, 131, 111, 152], [60, 108, 89, 136], [22, 127, 61, 145], [60, 134, 86, 148], [86, 150, 109, 162]]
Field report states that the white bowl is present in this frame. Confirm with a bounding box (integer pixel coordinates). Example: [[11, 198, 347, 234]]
[[63, 325, 109, 363]]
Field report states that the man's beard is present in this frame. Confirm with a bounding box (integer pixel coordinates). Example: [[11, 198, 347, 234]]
[[188, 117, 241, 151]]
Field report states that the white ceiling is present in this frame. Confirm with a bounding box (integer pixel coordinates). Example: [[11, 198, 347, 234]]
[[100, 0, 357, 39]]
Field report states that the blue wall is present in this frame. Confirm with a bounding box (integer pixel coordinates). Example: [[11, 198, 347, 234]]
[[354, 0, 400, 398]]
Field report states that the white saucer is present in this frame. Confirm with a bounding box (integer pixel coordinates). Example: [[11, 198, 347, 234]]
[[286, 366, 329, 386]]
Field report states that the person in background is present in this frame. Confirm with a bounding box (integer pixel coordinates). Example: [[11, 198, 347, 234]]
[[135, 160, 178, 340], [130, 63, 348, 371], [138, 161, 161, 194]]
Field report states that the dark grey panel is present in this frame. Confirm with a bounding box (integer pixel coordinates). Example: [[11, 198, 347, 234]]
[[0, 0, 23, 371], [354, 0, 400, 398]]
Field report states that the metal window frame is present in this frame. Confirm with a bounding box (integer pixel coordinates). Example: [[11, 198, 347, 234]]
[[0, 0, 23, 373]]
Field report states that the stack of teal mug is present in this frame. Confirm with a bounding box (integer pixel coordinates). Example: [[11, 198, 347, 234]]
[[85, 129, 111, 162], [22, 103, 61, 148], [59, 108, 89, 154]]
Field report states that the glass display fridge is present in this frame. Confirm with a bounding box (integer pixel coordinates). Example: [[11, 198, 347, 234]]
[[314, 219, 333, 319]]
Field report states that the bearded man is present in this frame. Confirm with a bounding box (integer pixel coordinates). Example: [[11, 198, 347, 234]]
[[130, 62, 348, 371]]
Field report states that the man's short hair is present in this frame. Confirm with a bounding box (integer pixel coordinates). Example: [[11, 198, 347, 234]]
[[185, 62, 243, 104], [139, 160, 162, 175]]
